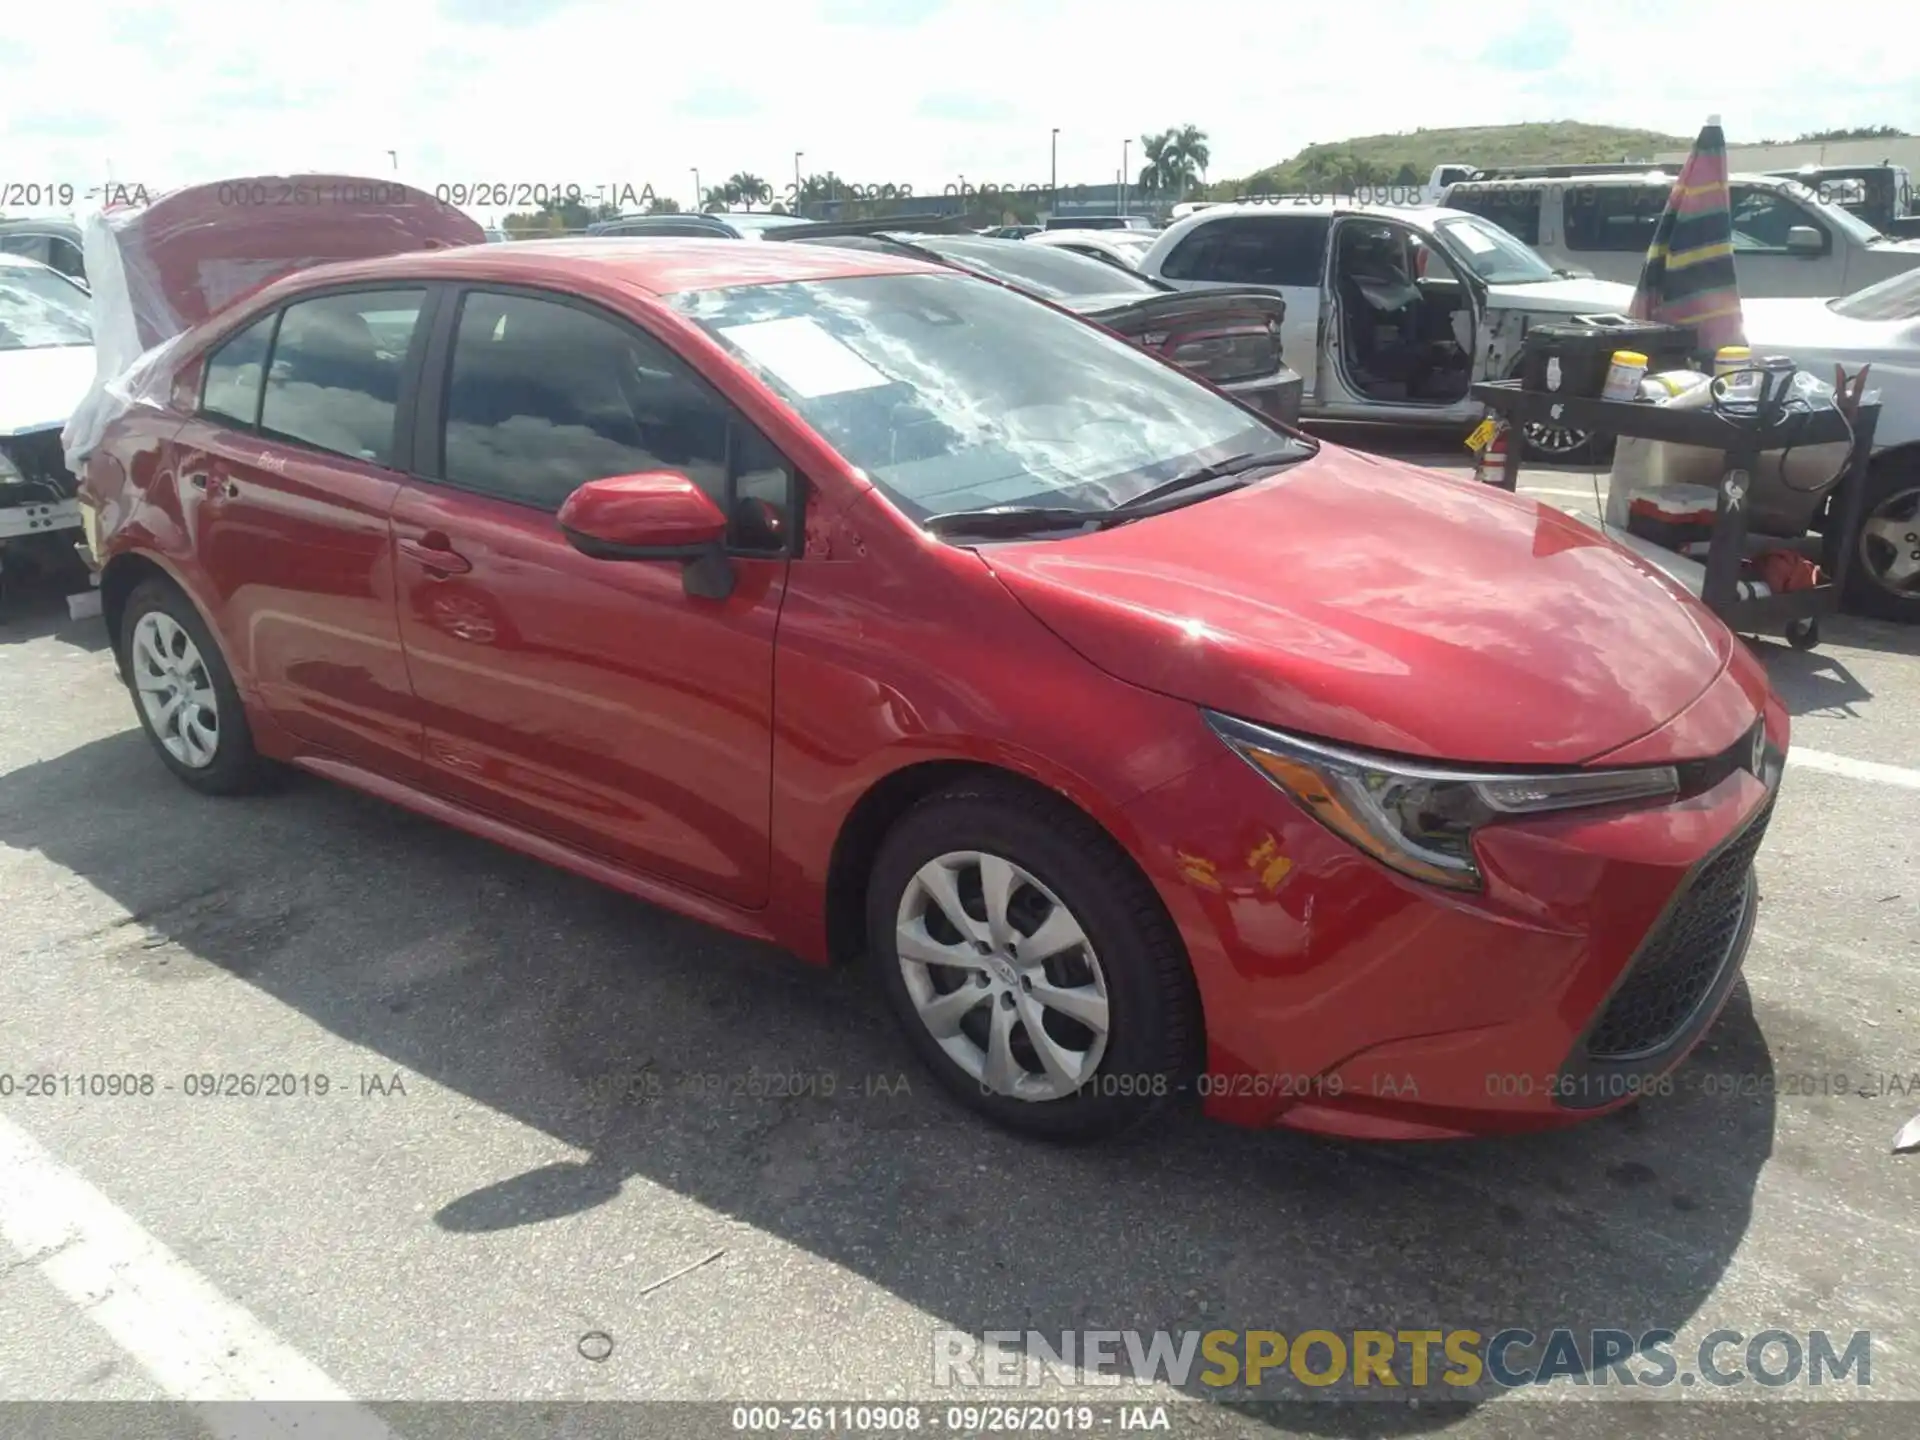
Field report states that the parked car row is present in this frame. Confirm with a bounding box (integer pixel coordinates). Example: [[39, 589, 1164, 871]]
[[72, 206, 1791, 1146]]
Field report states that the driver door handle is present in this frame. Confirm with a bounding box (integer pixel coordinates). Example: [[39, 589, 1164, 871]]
[[398, 534, 472, 576]]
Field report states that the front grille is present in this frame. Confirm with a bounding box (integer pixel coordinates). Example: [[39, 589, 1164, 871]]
[[1585, 796, 1773, 1060], [0, 428, 77, 498]]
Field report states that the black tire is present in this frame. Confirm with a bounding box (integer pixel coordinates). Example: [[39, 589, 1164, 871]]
[[120, 578, 278, 795], [1785, 616, 1819, 650], [1840, 459, 1920, 624], [865, 777, 1201, 1141]]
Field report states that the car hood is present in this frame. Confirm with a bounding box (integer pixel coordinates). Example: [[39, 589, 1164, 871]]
[[0, 345, 96, 435], [980, 446, 1733, 766], [1488, 277, 1638, 314], [1742, 295, 1888, 347]]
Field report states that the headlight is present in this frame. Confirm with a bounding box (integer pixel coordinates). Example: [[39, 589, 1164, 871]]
[[1207, 712, 1680, 891]]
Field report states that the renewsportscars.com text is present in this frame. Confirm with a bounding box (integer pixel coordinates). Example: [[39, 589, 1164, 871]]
[[933, 1328, 1872, 1391]]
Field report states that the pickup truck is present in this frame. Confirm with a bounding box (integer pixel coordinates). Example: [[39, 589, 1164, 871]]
[[1765, 164, 1920, 240]]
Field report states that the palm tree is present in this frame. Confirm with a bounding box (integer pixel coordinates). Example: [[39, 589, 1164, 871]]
[[1137, 129, 1200, 202], [724, 172, 770, 211], [1170, 124, 1210, 190]]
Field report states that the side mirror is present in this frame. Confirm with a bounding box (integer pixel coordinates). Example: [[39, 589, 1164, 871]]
[[558, 471, 734, 599], [1786, 225, 1826, 254]]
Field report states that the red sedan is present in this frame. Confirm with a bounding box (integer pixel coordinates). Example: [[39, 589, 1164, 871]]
[[79, 238, 1785, 1141]]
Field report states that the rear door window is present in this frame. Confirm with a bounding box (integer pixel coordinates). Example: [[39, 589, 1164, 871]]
[[1562, 184, 1665, 252], [259, 289, 427, 466], [1159, 215, 1330, 286], [200, 312, 280, 428]]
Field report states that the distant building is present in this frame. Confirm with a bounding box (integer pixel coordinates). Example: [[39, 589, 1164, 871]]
[[796, 179, 1165, 223], [1656, 137, 1920, 172]]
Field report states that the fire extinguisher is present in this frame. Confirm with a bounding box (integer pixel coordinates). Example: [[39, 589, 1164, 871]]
[[1470, 419, 1512, 488]]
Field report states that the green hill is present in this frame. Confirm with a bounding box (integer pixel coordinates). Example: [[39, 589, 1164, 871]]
[[1214, 122, 1691, 197]]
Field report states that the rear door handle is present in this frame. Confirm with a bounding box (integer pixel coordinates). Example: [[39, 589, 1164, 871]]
[[187, 474, 240, 498], [398, 535, 472, 576]]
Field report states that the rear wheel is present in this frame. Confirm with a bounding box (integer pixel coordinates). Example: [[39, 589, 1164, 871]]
[[866, 779, 1200, 1141], [121, 579, 277, 795]]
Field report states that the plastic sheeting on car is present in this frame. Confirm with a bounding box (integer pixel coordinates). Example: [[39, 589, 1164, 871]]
[[62, 176, 484, 475]]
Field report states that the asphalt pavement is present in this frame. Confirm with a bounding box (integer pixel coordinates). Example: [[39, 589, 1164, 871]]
[[2, 441, 1916, 1440]]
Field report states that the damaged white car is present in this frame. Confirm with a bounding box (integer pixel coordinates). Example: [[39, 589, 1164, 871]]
[[1137, 199, 1635, 456], [0, 254, 95, 589]]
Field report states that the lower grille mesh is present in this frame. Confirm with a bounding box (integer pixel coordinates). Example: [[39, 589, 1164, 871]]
[[1585, 796, 1773, 1060]]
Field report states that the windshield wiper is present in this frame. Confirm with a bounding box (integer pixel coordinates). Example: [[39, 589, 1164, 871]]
[[923, 505, 1105, 539], [1111, 449, 1300, 514]]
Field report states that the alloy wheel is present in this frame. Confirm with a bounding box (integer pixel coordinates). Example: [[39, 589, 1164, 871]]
[[1522, 419, 1593, 460], [130, 611, 221, 768], [894, 851, 1110, 1102], [1858, 484, 1920, 603]]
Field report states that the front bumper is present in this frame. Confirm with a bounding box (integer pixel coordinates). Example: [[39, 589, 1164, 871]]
[[1122, 685, 1782, 1139]]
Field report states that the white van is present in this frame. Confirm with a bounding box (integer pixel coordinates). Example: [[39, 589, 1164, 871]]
[[1443, 170, 1920, 297], [1136, 198, 1632, 445]]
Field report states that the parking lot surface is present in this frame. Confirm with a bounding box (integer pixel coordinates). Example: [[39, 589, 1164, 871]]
[[2, 446, 1916, 1439]]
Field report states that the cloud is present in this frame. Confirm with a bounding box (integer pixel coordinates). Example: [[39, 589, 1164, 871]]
[[676, 86, 765, 121], [1480, 10, 1571, 72], [820, 0, 946, 25], [917, 93, 1018, 123], [0, 0, 1911, 223]]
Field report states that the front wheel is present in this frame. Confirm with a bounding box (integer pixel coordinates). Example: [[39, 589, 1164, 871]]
[[1844, 463, 1920, 623], [866, 779, 1201, 1141]]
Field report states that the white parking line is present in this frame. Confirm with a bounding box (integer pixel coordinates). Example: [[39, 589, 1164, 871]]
[[1788, 748, 1920, 790], [0, 1113, 398, 1438]]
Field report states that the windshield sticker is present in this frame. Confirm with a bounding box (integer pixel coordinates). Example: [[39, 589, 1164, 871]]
[[1452, 225, 1497, 255], [718, 317, 891, 398]]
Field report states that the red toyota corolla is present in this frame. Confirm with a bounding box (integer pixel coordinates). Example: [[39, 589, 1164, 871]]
[[79, 238, 1785, 1142]]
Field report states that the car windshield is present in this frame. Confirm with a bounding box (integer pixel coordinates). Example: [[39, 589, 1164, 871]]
[[917, 237, 1160, 299], [0, 264, 92, 350], [672, 272, 1304, 523], [1828, 266, 1920, 320], [1432, 215, 1558, 283]]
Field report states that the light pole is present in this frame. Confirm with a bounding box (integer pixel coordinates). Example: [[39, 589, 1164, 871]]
[[1050, 127, 1059, 203], [1120, 138, 1130, 216], [691, 168, 701, 212], [794, 151, 804, 216], [387, 150, 398, 173]]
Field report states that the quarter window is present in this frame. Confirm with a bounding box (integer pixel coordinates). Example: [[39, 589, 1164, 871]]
[[259, 289, 425, 466], [200, 312, 279, 428], [439, 290, 793, 548], [1159, 216, 1331, 286]]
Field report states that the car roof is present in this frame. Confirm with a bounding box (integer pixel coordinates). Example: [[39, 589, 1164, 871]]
[[1162, 198, 1464, 226], [1449, 169, 1794, 189], [247, 237, 949, 299], [0, 217, 82, 235]]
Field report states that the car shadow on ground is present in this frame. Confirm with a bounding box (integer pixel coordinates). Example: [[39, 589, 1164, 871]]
[[0, 719, 1781, 1429]]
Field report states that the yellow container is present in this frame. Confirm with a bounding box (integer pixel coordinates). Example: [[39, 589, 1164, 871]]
[[1601, 349, 1649, 401], [1714, 345, 1752, 377]]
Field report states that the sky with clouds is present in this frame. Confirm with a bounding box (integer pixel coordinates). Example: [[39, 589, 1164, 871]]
[[3, 0, 1913, 215]]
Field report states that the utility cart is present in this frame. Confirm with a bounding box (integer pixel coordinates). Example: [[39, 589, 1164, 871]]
[[1469, 379, 1881, 652]]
